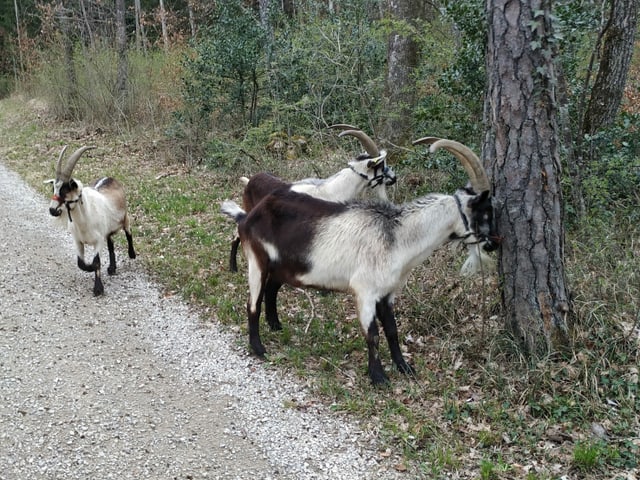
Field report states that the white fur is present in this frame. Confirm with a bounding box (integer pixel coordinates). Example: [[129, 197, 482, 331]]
[[223, 190, 489, 338], [59, 184, 127, 257], [289, 153, 392, 201]]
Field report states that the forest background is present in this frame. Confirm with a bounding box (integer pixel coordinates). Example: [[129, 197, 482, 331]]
[[0, 0, 639, 478]]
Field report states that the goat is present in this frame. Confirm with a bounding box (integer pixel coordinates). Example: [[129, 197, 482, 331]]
[[46, 146, 136, 296], [220, 138, 498, 384], [228, 127, 396, 273]]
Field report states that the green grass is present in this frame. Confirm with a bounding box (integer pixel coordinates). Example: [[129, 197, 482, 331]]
[[1, 96, 639, 479]]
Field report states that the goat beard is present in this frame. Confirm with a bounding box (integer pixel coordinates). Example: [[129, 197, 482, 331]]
[[460, 244, 496, 277]]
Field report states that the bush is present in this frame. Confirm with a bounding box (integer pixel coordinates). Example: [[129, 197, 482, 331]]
[[174, 0, 386, 162], [581, 112, 640, 219]]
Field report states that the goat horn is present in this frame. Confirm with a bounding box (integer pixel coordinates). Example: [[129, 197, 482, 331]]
[[55, 145, 69, 179], [338, 129, 380, 158], [60, 146, 96, 181], [328, 123, 359, 130], [413, 137, 490, 193]]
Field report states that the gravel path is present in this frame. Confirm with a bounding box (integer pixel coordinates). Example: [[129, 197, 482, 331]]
[[0, 161, 404, 480]]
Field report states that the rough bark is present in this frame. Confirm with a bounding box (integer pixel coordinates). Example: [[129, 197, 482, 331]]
[[484, 0, 570, 356]]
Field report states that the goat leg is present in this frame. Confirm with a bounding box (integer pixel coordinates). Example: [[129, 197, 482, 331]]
[[365, 321, 389, 385], [263, 278, 282, 331], [376, 297, 415, 376], [229, 237, 240, 272], [93, 270, 104, 296], [247, 298, 266, 357], [107, 236, 117, 275], [125, 233, 136, 259], [77, 253, 103, 296]]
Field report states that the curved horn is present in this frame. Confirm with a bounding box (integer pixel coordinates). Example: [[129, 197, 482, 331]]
[[413, 137, 490, 193], [338, 129, 380, 158], [55, 145, 69, 179], [60, 146, 96, 181], [328, 123, 359, 130]]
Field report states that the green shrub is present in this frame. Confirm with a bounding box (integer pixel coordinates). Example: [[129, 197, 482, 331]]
[[581, 112, 640, 219]]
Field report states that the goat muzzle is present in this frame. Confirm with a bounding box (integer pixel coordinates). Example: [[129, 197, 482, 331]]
[[49, 194, 64, 217], [49, 206, 62, 217], [482, 235, 502, 252]]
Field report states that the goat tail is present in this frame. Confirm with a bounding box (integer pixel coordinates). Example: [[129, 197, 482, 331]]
[[220, 200, 247, 224], [239, 176, 250, 186]]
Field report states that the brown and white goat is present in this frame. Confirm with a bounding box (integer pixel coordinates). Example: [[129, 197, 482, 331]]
[[46, 146, 136, 296], [221, 138, 499, 384], [228, 127, 396, 272]]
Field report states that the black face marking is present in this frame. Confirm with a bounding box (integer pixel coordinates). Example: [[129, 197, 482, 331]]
[[468, 191, 498, 251], [58, 182, 73, 200]]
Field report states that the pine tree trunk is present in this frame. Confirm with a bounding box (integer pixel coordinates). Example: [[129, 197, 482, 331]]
[[484, 0, 571, 356]]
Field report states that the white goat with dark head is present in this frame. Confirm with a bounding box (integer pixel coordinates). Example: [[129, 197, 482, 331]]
[[228, 126, 396, 272], [46, 146, 136, 296], [221, 138, 499, 384]]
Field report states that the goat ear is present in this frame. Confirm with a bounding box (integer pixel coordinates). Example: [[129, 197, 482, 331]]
[[469, 190, 491, 207], [69, 179, 78, 189], [366, 150, 387, 168], [43, 179, 55, 185], [478, 190, 491, 202]]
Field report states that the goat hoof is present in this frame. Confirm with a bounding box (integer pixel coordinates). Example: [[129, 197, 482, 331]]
[[93, 287, 104, 296], [107, 266, 116, 275], [251, 344, 267, 357], [398, 362, 416, 376], [369, 370, 390, 386], [267, 321, 282, 331]]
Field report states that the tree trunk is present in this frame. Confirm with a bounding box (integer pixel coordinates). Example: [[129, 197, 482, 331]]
[[582, 0, 639, 135], [282, 0, 295, 17], [378, 0, 425, 148], [187, 0, 197, 40], [58, 4, 78, 114], [159, 0, 169, 53], [115, 0, 128, 106], [484, 0, 570, 356], [134, 0, 148, 52], [78, 0, 95, 50], [13, 0, 23, 73]]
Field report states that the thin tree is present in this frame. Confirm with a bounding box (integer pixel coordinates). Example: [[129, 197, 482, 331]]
[[13, 0, 23, 73], [187, 0, 197, 40], [78, 0, 95, 49], [378, 0, 428, 148], [115, 0, 128, 108], [159, 0, 169, 52], [582, 0, 638, 136], [58, 3, 78, 114], [134, 0, 148, 52], [483, 0, 571, 355], [565, 0, 639, 217]]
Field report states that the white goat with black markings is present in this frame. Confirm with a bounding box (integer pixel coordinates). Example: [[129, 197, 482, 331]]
[[221, 138, 499, 384], [228, 126, 396, 273], [46, 146, 136, 296]]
